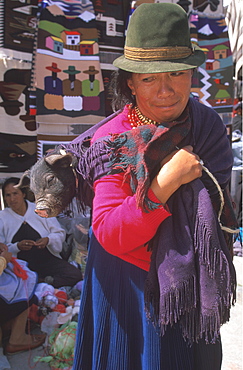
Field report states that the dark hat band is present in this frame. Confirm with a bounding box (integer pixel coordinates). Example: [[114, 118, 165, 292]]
[[124, 45, 193, 61]]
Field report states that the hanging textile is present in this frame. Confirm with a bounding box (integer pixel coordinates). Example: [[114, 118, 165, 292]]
[[33, 1, 105, 127], [0, 1, 38, 177], [128, 0, 193, 19], [0, 58, 36, 178], [225, 0, 243, 81], [30, 0, 102, 157], [189, 11, 234, 113], [192, 0, 224, 16], [0, 0, 38, 54], [32, 0, 126, 156], [85, 0, 126, 117]]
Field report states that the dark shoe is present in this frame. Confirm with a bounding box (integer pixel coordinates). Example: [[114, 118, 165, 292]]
[[5, 333, 46, 354]]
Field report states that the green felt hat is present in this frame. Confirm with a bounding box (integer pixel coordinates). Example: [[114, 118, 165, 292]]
[[113, 3, 205, 73]]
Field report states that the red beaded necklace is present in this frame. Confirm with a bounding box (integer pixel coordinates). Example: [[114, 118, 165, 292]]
[[127, 104, 159, 128]]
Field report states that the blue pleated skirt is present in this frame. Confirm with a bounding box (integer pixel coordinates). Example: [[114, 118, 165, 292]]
[[73, 231, 222, 370]]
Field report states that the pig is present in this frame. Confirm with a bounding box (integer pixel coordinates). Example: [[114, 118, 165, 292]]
[[17, 149, 78, 218], [16, 112, 120, 218]]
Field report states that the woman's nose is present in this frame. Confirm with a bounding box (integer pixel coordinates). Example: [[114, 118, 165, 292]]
[[10, 193, 17, 200], [157, 76, 174, 97]]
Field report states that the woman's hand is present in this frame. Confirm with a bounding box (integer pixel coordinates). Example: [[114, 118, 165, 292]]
[[34, 237, 49, 249], [0, 249, 12, 263], [17, 237, 49, 250], [0, 242, 8, 253], [151, 145, 203, 204], [17, 240, 36, 251]]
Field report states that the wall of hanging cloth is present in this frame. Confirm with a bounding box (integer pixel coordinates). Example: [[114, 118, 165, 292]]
[[0, 0, 236, 180], [225, 0, 242, 98], [0, 0, 127, 178], [0, 0, 38, 178], [33, 0, 105, 155], [0, 57, 37, 176], [130, 0, 224, 22], [32, 0, 126, 159]]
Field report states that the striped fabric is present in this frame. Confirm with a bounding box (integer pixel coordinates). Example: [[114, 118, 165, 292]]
[[225, 0, 243, 79]]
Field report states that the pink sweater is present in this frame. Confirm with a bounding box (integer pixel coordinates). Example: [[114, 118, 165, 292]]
[[91, 106, 171, 271]]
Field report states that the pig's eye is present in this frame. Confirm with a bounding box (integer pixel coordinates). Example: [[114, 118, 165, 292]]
[[47, 175, 56, 186]]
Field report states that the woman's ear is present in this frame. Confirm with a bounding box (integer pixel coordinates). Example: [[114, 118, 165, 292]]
[[127, 78, 135, 95]]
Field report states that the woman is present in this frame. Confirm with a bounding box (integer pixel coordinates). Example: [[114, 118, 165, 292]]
[[71, 3, 237, 369], [0, 243, 45, 354], [0, 177, 82, 288]]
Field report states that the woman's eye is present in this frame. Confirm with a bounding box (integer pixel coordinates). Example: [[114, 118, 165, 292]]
[[171, 71, 185, 77], [142, 77, 154, 82]]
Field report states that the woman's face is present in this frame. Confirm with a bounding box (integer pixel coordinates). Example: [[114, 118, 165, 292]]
[[4, 183, 25, 213], [127, 70, 193, 123]]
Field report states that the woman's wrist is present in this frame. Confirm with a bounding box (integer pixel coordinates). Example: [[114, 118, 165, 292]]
[[150, 169, 180, 204]]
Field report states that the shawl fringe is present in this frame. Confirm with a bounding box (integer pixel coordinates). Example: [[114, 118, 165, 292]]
[[107, 133, 162, 212], [59, 110, 121, 212], [144, 182, 236, 344], [145, 234, 236, 344], [106, 107, 190, 212], [145, 275, 197, 336], [60, 139, 111, 211], [145, 274, 233, 345]]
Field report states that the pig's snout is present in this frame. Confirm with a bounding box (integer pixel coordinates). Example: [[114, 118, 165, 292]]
[[35, 208, 50, 218]]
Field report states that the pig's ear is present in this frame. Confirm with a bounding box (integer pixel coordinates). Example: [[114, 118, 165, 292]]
[[16, 170, 31, 188], [45, 152, 73, 168]]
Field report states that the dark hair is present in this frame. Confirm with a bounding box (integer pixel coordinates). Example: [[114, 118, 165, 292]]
[[2, 177, 26, 198], [109, 69, 135, 112]]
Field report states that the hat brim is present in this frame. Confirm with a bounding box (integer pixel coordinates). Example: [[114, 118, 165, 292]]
[[63, 70, 81, 74], [0, 100, 23, 107], [113, 45, 205, 73], [83, 71, 99, 75], [46, 67, 61, 73]]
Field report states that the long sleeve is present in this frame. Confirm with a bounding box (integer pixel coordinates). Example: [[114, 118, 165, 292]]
[[92, 172, 171, 269], [0, 218, 19, 256]]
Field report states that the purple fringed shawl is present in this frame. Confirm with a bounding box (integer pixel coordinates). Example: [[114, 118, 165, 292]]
[[61, 100, 237, 343], [105, 107, 237, 344]]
